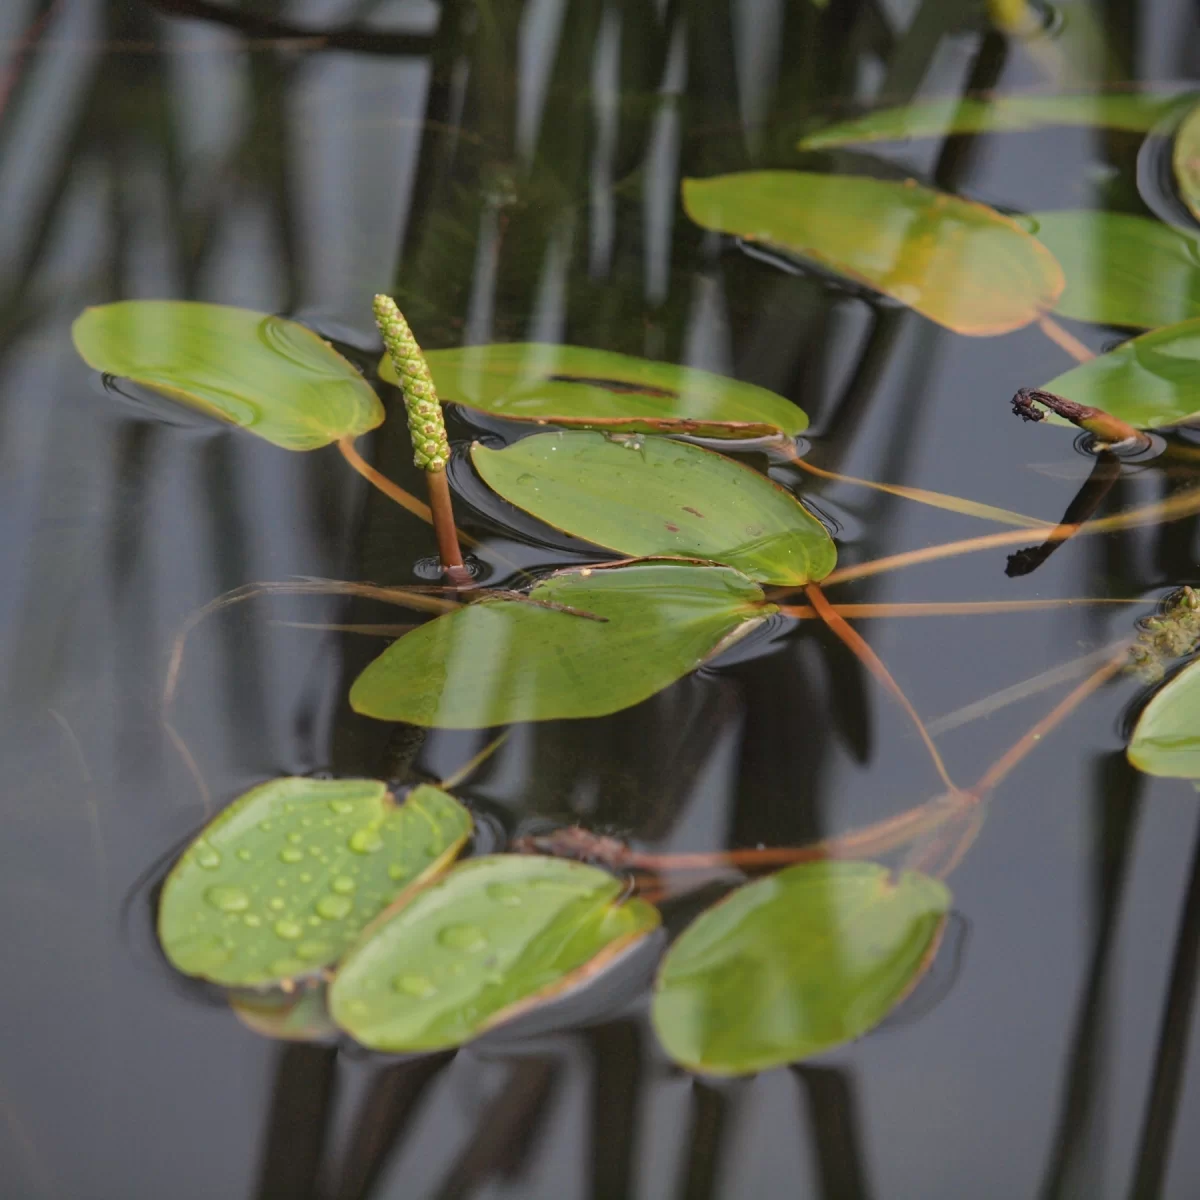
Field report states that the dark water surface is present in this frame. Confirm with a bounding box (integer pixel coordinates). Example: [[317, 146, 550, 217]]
[[5, 0, 1200, 1197]]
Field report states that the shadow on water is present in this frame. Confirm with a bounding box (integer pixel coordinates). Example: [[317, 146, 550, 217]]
[[4, 0, 1200, 1196]]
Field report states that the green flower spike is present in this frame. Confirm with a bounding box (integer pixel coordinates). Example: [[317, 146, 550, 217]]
[[373, 294, 450, 472]]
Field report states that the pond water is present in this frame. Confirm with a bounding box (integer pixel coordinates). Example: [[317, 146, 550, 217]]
[[5, 0, 1200, 1196]]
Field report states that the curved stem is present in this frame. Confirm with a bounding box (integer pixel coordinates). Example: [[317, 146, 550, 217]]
[[805, 582, 960, 796], [337, 435, 433, 523]]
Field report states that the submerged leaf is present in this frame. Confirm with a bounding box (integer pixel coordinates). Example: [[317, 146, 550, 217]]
[[158, 779, 472, 987], [1031, 211, 1200, 328], [799, 92, 1194, 150], [350, 563, 772, 728], [471, 431, 835, 585], [652, 860, 950, 1075], [231, 986, 338, 1043], [72, 301, 384, 450], [330, 855, 660, 1051], [1038, 316, 1200, 429], [1173, 100, 1200, 226], [379, 341, 807, 438], [682, 173, 1064, 335], [1128, 657, 1200, 777]]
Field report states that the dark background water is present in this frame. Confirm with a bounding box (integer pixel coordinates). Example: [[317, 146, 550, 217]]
[[5, 0, 1200, 1196]]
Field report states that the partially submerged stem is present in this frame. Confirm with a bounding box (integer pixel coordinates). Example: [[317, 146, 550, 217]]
[[373, 293, 472, 586], [824, 483, 1200, 586], [805, 582, 960, 796], [778, 598, 1144, 620], [779, 440, 1047, 528], [969, 644, 1131, 796]]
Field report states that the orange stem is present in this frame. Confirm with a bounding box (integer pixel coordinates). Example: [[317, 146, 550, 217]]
[[1038, 315, 1095, 364], [805, 583, 959, 795]]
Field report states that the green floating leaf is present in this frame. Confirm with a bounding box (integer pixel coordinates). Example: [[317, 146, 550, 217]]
[[682, 173, 1064, 335], [652, 861, 950, 1075], [1039, 316, 1200, 429], [330, 855, 660, 1052], [1128, 657, 1200, 777], [799, 92, 1194, 150], [1031, 211, 1200, 328], [1173, 100, 1200, 226], [471, 431, 835, 586], [350, 563, 772, 728], [72, 301, 384, 450], [379, 341, 807, 438], [158, 778, 472, 987]]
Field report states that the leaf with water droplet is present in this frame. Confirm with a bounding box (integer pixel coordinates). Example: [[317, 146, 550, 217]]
[[471, 431, 835, 585], [798, 92, 1195, 150], [158, 778, 472, 987], [682, 172, 1063, 335], [1029, 211, 1200, 329], [378, 342, 807, 439], [1174, 100, 1200, 226], [72, 301, 384, 450], [330, 855, 659, 1051], [349, 562, 774, 728], [652, 860, 950, 1075], [1036, 316, 1200, 429], [1128, 656, 1200, 777]]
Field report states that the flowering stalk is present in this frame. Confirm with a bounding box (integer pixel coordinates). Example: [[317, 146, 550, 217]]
[[373, 294, 471, 586]]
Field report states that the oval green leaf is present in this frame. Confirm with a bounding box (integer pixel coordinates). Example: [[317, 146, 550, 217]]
[[350, 563, 772, 728], [1031, 211, 1200, 328], [158, 779, 472, 987], [73, 301, 384, 450], [1173, 100, 1200, 225], [330, 855, 660, 1052], [652, 860, 951, 1075], [799, 92, 1195, 150], [471, 431, 835, 586], [682, 173, 1064, 335], [1128, 657, 1200, 777], [379, 341, 807, 438], [1038, 316, 1200, 429]]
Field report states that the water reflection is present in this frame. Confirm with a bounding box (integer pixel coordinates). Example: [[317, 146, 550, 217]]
[[4, 0, 1200, 1196]]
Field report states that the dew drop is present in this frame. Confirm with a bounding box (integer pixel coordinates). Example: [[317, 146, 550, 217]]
[[331, 876, 356, 894], [515, 473, 535, 485], [438, 923, 488, 952], [236, 848, 253, 863], [316, 894, 353, 920], [287, 832, 304, 845], [297, 940, 332, 962], [274, 919, 304, 940], [299, 873, 313, 884], [258, 820, 274, 832], [204, 885, 250, 913], [393, 973, 438, 998], [329, 799, 355, 815], [485, 882, 523, 906], [278, 847, 304, 864], [268, 897, 286, 911], [349, 828, 384, 854], [193, 842, 221, 870], [242, 914, 262, 928], [388, 864, 410, 881]]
